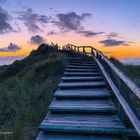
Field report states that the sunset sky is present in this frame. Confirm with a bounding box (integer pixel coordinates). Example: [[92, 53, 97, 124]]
[[0, 0, 140, 65]]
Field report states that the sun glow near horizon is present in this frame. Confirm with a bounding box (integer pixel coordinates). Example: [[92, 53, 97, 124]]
[[0, 0, 140, 64], [0, 38, 140, 59]]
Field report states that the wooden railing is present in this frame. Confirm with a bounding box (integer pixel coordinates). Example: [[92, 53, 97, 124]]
[[62, 44, 140, 136]]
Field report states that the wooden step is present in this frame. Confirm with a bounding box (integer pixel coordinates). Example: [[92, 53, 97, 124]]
[[68, 60, 92, 62], [59, 81, 106, 89], [67, 57, 85, 60], [67, 57, 91, 60], [37, 54, 131, 139], [61, 76, 103, 82], [49, 98, 117, 113], [39, 125, 129, 136], [37, 131, 124, 140], [64, 72, 100, 76], [68, 63, 95, 66], [67, 65, 97, 69], [54, 88, 111, 98], [39, 112, 125, 134], [68, 61, 93, 64], [65, 68, 98, 72]]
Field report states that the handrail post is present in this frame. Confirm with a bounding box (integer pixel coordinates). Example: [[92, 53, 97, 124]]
[[77, 47, 80, 52], [96, 51, 99, 58], [73, 46, 76, 52], [118, 79, 127, 122], [69, 44, 71, 50], [72, 45, 74, 51], [83, 47, 86, 55], [119, 79, 140, 122], [96, 52, 102, 60], [91, 48, 95, 56], [70, 45, 72, 50], [70, 45, 73, 51], [73, 46, 75, 52]]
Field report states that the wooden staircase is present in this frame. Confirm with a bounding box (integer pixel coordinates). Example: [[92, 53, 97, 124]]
[[36, 55, 131, 140]]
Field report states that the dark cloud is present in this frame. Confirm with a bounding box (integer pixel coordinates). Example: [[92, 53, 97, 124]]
[[99, 39, 130, 46], [54, 12, 91, 31], [47, 31, 58, 36], [77, 30, 104, 37], [30, 35, 46, 45], [0, 6, 14, 33], [0, 43, 21, 52], [18, 8, 50, 33], [106, 32, 119, 38], [53, 11, 103, 38]]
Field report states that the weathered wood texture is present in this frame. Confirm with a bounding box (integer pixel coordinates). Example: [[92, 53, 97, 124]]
[[54, 88, 111, 98], [37, 132, 123, 140], [62, 44, 140, 136], [36, 55, 134, 140]]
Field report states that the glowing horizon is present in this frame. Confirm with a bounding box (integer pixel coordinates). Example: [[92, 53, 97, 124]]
[[0, 0, 140, 63]]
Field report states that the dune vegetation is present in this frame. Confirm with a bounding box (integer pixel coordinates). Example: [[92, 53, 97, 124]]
[[0, 44, 67, 140], [1, 49, 140, 140], [110, 57, 140, 86], [110, 57, 140, 119]]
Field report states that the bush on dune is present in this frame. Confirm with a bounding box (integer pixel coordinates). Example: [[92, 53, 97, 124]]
[[0, 44, 67, 140]]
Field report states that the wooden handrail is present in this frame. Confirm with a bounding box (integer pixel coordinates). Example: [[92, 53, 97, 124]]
[[62, 44, 140, 100], [94, 56, 140, 135], [62, 43, 140, 135], [99, 52, 140, 100]]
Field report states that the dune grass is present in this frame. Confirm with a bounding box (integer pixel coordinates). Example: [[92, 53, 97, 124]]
[[110, 57, 140, 86], [0, 44, 67, 140]]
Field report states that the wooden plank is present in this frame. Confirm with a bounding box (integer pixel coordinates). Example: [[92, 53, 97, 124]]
[[64, 72, 100, 76], [50, 98, 116, 108], [39, 124, 128, 135], [68, 61, 93, 64], [68, 63, 95, 66], [61, 76, 103, 81], [58, 81, 106, 88], [65, 68, 98, 72], [54, 88, 111, 98], [36, 131, 123, 140], [67, 60, 91, 62], [42, 112, 125, 128], [67, 65, 96, 69], [49, 98, 117, 113], [67, 57, 84, 60]]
